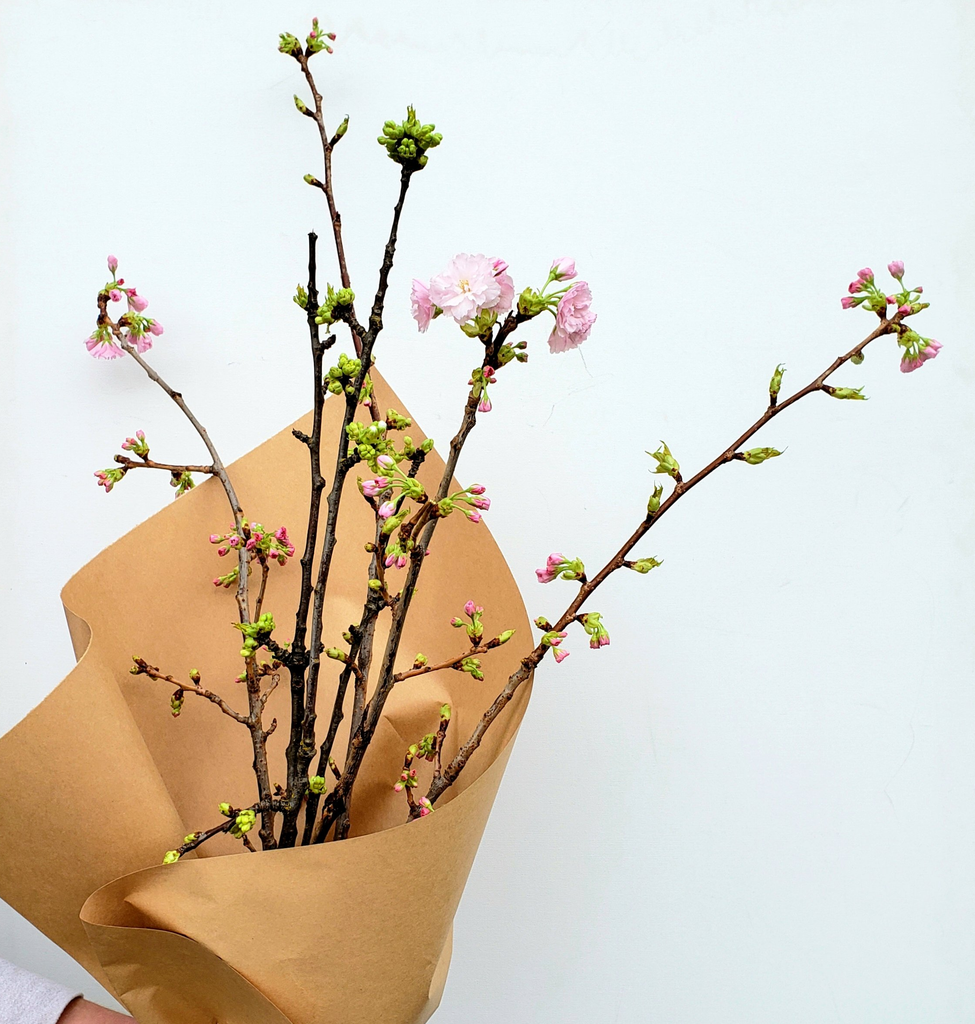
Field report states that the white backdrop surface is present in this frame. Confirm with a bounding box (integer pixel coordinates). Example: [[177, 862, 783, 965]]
[[1, 1, 973, 1021]]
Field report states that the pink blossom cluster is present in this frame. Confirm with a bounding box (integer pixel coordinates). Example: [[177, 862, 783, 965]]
[[209, 522, 295, 586], [86, 255, 164, 359], [121, 430, 149, 457], [841, 262, 941, 373], [94, 467, 125, 493], [535, 552, 585, 584]]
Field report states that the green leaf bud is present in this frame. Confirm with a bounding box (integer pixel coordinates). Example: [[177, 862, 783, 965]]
[[741, 447, 782, 465], [163, 850, 181, 865]]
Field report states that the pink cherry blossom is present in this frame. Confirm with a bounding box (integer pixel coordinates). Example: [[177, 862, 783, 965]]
[[888, 260, 905, 279], [550, 257, 577, 281], [126, 289, 149, 312], [109, 289, 123, 303], [429, 253, 501, 324], [553, 648, 570, 664], [362, 477, 389, 498], [477, 393, 492, 413], [466, 511, 482, 524], [411, 279, 435, 332], [107, 255, 119, 274], [471, 496, 490, 510], [857, 268, 874, 282], [148, 319, 164, 336], [548, 281, 596, 353], [900, 355, 924, 373], [378, 501, 397, 519], [85, 334, 124, 359]]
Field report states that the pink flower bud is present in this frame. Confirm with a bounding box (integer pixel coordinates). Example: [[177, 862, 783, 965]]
[[887, 260, 905, 279], [209, 534, 221, 543], [464, 600, 476, 617], [127, 291, 149, 312], [550, 257, 577, 280], [229, 535, 241, 547], [393, 782, 404, 793], [857, 267, 874, 282], [217, 547, 229, 557], [377, 455, 395, 469], [471, 497, 491, 510], [848, 281, 863, 295], [840, 296, 857, 309], [107, 255, 118, 273], [915, 285, 923, 294], [553, 648, 570, 663], [920, 338, 942, 361], [109, 289, 123, 303], [900, 355, 924, 373], [148, 320, 164, 336], [478, 394, 492, 413], [378, 501, 397, 519], [898, 304, 912, 316], [467, 511, 482, 524], [468, 484, 486, 495], [245, 538, 257, 551]]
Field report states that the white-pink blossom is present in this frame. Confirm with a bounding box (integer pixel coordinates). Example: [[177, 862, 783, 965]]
[[429, 253, 502, 324], [548, 281, 596, 353]]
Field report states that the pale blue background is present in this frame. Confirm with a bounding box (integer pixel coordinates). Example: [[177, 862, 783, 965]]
[[1, 1, 973, 1021]]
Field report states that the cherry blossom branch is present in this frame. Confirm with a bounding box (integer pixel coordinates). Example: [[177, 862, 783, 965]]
[[313, 314, 529, 842], [129, 658, 247, 724], [424, 314, 900, 806], [113, 456, 216, 475], [392, 637, 510, 683], [98, 300, 279, 845]]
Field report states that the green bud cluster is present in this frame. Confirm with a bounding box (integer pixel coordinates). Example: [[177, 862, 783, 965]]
[[294, 283, 309, 309], [308, 775, 327, 795], [326, 352, 362, 397], [460, 309, 498, 339], [162, 850, 181, 865], [170, 470, 195, 497], [385, 408, 412, 431], [517, 287, 551, 318], [234, 613, 276, 659], [415, 733, 437, 760], [648, 442, 680, 480], [377, 106, 442, 170], [170, 690, 184, 718], [325, 647, 347, 662], [219, 802, 233, 817], [230, 808, 256, 838], [277, 32, 302, 57], [498, 340, 529, 366], [458, 656, 484, 681], [440, 703, 451, 721], [413, 653, 428, 668], [495, 628, 516, 645], [315, 284, 356, 328]]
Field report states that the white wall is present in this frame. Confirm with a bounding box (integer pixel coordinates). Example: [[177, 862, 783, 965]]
[[1, 1, 973, 1020]]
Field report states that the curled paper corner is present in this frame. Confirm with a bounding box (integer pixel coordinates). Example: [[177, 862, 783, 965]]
[[0, 370, 533, 1024]]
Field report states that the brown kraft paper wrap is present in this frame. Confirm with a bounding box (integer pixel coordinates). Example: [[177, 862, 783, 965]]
[[0, 370, 533, 1024]]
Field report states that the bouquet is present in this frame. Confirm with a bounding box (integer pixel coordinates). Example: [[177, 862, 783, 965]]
[[0, 16, 943, 1024]]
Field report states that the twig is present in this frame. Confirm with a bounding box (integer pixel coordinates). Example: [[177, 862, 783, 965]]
[[426, 315, 899, 805]]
